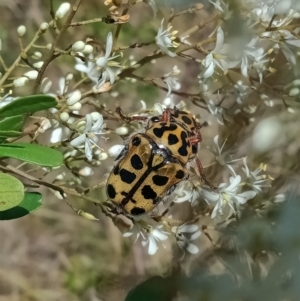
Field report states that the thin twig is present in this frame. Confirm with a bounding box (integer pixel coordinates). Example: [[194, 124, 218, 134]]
[[31, 0, 84, 94]]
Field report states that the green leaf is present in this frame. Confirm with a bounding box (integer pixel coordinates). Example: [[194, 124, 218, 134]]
[[0, 130, 22, 137], [0, 95, 57, 118], [0, 192, 42, 220], [0, 115, 24, 131], [0, 143, 63, 167], [0, 173, 24, 211]]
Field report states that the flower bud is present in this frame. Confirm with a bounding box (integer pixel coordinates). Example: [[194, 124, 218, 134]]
[[17, 25, 26, 37], [78, 210, 99, 221], [13, 76, 28, 87], [98, 152, 108, 160], [108, 144, 125, 157], [60, 112, 70, 122], [79, 166, 93, 176], [55, 172, 66, 181], [67, 90, 81, 106], [40, 22, 49, 31], [69, 102, 82, 111], [115, 126, 129, 135], [32, 52, 42, 60], [289, 87, 299, 96], [82, 44, 93, 54], [23, 70, 38, 80], [72, 41, 86, 52], [252, 117, 283, 152], [46, 43, 52, 50], [33, 61, 44, 68], [292, 79, 300, 86], [55, 2, 71, 19], [76, 120, 87, 132], [65, 73, 73, 84]]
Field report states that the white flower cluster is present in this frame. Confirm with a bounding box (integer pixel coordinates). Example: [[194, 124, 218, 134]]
[[0, 0, 292, 258]]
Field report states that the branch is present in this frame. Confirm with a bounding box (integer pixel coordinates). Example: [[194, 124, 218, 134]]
[[31, 0, 84, 94]]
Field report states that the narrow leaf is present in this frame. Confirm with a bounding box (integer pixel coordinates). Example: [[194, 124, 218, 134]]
[[0, 192, 42, 220], [0, 173, 24, 211], [0, 143, 63, 167], [0, 95, 57, 118], [0, 130, 22, 137], [0, 115, 24, 131]]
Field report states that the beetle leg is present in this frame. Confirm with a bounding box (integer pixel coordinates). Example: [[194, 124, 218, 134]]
[[116, 107, 148, 123], [189, 134, 202, 145], [161, 108, 173, 122], [195, 157, 216, 189]]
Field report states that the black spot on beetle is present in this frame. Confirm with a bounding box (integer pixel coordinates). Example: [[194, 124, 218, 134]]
[[153, 123, 178, 138], [132, 136, 141, 146], [141, 185, 157, 199], [178, 131, 189, 157], [107, 184, 116, 199], [152, 175, 169, 186], [182, 115, 193, 125], [168, 133, 179, 145], [120, 168, 136, 184], [131, 207, 146, 215], [151, 116, 160, 123], [175, 170, 185, 179], [113, 164, 120, 175], [131, 154, 143, 170]]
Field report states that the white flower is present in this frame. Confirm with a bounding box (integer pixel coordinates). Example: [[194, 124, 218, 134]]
[[173, 181, 202, 207], [153, 103, 167, 114], [208, 135, 241, 170], [75, 54, 101, 84], [163, 66, 181, 96], [201, 27, 235, 78], [175, 223, 201, 255], [173, 181, 193, 203], [278, 30, 300, 65], [96, 32, 121, 87], [155, 19, 178, 57], [208, 0, 231, 19], [141, 225, 169, 255], [207, 100, 224, 125], [240, 37, 265, 78], [233, 81, 251, 104], [123, 217, 153, 240], [242, 158, 270, 192], [202, 175, 256, 218], [70, 113, 106, 161]]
